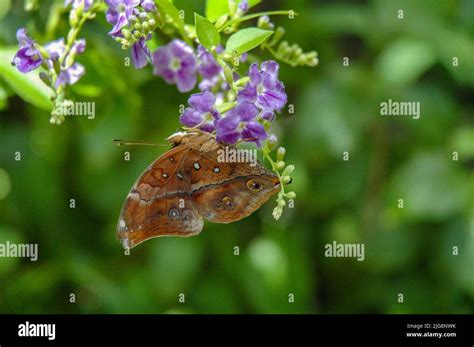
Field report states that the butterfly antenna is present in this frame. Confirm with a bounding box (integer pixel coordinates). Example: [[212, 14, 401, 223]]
[[113, 139, 167, 147], [238, 137, 258, 144], [182, 124, 206, 133]]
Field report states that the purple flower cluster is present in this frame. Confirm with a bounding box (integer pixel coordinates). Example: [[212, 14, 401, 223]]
[[105, 0, 156, 68], [12, 29, 86, 88], [152, 40, 222, 92], [180, 61, 287, 146], [238, 61, 287, 121], [105, 0, 155, 36]]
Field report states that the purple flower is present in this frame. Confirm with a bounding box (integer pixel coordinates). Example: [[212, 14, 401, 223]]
[[152, 39, 197, 92], [197, 45, 221, 79], [215, 44, 224, 54], [238, 61, 287, 120], [131, 37, 151, 69], [216, 101, 267, 146], [238, 0, 249, 13], [105, 0, 140, 37], [44, 38, 85, 87], [141, 0, 156, 12], [64, 0, 93, 11], [73, 39, 86, 55], [12, 29, 42, 73], [56, 63, 85, 87], [179, 91, 220, 132]]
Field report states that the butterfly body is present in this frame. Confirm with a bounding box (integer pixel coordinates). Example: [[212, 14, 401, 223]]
[[117, 131, 280, 248]]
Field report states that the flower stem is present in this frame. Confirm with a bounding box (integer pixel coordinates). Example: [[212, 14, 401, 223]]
[[220, 10, 296, 32], [263, 150, 286, 196]]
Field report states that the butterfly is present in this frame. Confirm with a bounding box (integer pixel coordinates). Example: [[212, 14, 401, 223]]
[[116, 130, 280, 248]]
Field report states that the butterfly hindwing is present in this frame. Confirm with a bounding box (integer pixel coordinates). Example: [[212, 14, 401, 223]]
[[117, 143, 203, 248]]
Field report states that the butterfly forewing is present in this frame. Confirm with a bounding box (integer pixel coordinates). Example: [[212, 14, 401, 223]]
[[117, 143, 203, 248]]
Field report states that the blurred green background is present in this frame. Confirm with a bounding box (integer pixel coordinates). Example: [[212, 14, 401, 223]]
[[0, 0, 473, 313]]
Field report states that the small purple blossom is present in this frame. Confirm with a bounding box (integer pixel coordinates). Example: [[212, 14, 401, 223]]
[[238, 0, 249, 13], [73, 39, 86, 55], [45, 38, 86, 88], [131, 37, 151, 69], [216, 101, 267, 146], [179, 91, 220, 132], [105, 0, 140, 37], [141, 0, 156, 12], [44, 38, 65, 63], [196, 45, 221, 79], [12, 28, 42, 73], [64, 0, 93, 11], [152, 39, 197, 92], [238, 61, 287, 118], [56, 63, 85, 87]]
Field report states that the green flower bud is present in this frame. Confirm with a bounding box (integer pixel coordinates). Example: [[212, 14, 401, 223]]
[[69, 9, 79, 27], [282, 175, 291, 184], [75, 1, 84, 18], [277, 41, 289, 55], [222, 63, 234, 86], [228, 0, 237, 16], [215, 14, 228, 30], [234, 76, 249, 87], [39, 72, 51, 87], [276, 147, 286, 161], [272, 206, 283, 220], [275, 161, 285, 170], [285, 191, 296, 199], [268, 26, 285, 48], [121, 28, 132, 39], [257, 15, 274, 30], [282, 165, 294, 177]]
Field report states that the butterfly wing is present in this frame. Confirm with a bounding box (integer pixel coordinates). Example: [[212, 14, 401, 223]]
[[182, 142, 280, 223], [117, 144, 203, 249], [117, 131, 280, 248]]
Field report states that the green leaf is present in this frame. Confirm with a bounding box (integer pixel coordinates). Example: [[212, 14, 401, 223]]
[[194, 13, 220, 49], [225, 27, 273, 55], [205, 0, 228, 22], [155, 0, 185, 36], [0, 48, 51, 111]]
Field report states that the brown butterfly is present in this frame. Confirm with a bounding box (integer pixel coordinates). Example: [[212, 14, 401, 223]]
[[116, 130, 280, 248]]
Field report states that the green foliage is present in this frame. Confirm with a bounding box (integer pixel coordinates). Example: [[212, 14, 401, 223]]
[[194, 13, 220, 49], [225, 27, 273, 54]]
